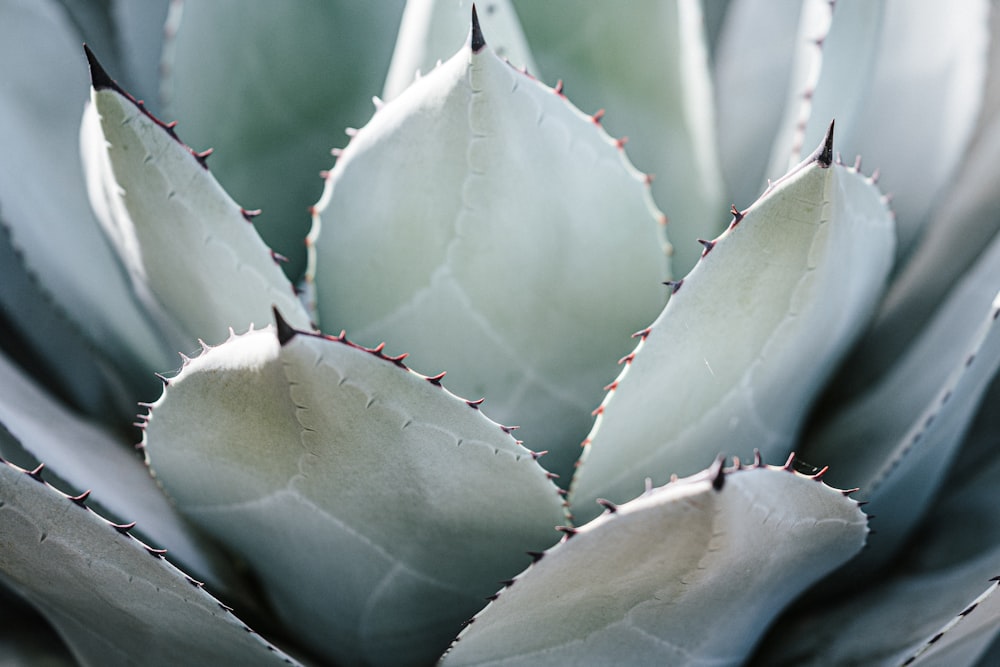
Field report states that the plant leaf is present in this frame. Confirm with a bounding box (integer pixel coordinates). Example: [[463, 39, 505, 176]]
[[0, 0, 176, 407], [142, 319, 566, 667], [0, 349, 243, 596], [159, 0, 406, 279], [0, 452, 300, 667], [309, 20, 668, 478], [712, 0, 804, 209], [383, 0, 538, 101], [81, 46, 312, 349], [754, 425, 1000, 666], [571, 125, 895, 522], [513, 0, 725, 275], [802, 0, 990, 256], [441, 459, 868, 666], [800, 231, 1000, 574], [835, 2, 1000, 392]]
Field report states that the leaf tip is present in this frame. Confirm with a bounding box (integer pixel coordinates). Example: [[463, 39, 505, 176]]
[[272, 307, 297, 346], [83, 44, 117, 92], [811, 119, 835, 168], [470, 4, 487, 53]]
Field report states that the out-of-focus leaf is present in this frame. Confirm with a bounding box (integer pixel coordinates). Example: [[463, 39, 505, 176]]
[[0, 0, 175, 408], [712, 0, 803, 208], [769, 0, 887, 179], [0, 349, 242, 595], [383, 0, 537, 101], [442, 460, 868, 666], [81, 47, 311, 350], [0, 217, 135, 416], [839, 3, 1000, 391], [309, 22, 668, 478], [805, 0, 990, 256], [754, 426, 1000, 667], [159, 0, 405, 278], [514, 0, 724, 275], [571, 127, 895, 521], [0, 582, 75, 667], [143, 320, 566, 667], [0, 453, 301, 667], [802, 219, 1000, 573]]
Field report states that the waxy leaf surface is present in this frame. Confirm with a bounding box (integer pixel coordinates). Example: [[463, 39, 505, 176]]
[[0, 454, 298, 667], [143, 323, 566, 666], [310, 27, 668, 477], [442, 461, 868, 666], [571, 130, 895, 521], [81, 48, 311, 351]]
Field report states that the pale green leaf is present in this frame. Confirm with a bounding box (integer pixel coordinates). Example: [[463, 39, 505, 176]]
[[807, 0, 990, 256], [800, 232, 1000, 573], [0, 453, 300, 667], [514, 0, 725, 275], [160, 0, 405, 278], [0, 349, 242, 596], [309, 24, 668, 478], [0, 0, 175, 404], [383, 0, 538, 101], [754, 431, 1000, 667], [81, 47, 312, 349], [143, 321, 566, 666], [838, 3, 1000, 389], [712, 0, 804, 209], [571, 128, 895, 522], [441, 460, 868, 666]]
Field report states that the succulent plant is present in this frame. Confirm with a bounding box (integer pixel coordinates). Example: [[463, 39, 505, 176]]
[[1, 0, 999, 665]]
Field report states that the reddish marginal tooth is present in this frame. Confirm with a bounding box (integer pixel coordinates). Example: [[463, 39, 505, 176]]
[[615, 136, 629, 149], [631, 327, 651, 340], [28, 464, 45, 482], [69, 490, 91, 506], [783, 452, 797, 470], [112, 521, 137, 534], [811, 466, 830, 481], [663, 279, 683, 294], [270, 250, 289, 264], [426, 371, 447, 385], [371, 342, 386, 354], [545, 471, 560, 480], [467, 398, 485, 409], [603, 380, 618, 392], [698, 239, 715, 255], [618, 352, 636, 365], [596, 498, 618, 513], [556, 525, 577, 537], [591, 405, 605, 417], [592, 109, 605, 124], [331, 147, 343, 157], [554, 79, 565, 96], [500, 425, 519, 434], [580, 438, 591, 449], [145, 546, 168, 558], [530, 450, 548, 460], [644, 173, 656, 185]]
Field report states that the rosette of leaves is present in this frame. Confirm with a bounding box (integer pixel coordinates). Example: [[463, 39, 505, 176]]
[[1, 0, 999, 665]]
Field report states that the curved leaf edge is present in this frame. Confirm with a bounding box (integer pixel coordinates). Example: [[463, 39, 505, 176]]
[[0, 453, 302, 665], [442, 450, 866, 661]]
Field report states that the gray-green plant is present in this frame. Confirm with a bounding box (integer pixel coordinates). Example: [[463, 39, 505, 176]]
[[1, 0, 999, 665]]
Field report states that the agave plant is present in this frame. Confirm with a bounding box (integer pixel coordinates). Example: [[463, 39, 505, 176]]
[[1, 0, 999, 665]]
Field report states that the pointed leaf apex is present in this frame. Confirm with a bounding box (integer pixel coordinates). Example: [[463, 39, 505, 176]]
[[709, 455, 726, 491], [471, 5, 487, 53], [272, 307, 298, 346], [812, 119, 835, 168], [84, 44, 117, 92]]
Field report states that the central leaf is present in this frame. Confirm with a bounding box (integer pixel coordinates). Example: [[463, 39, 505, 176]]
[[142, 317, 566, 667], [308, 17, 669, 477]]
